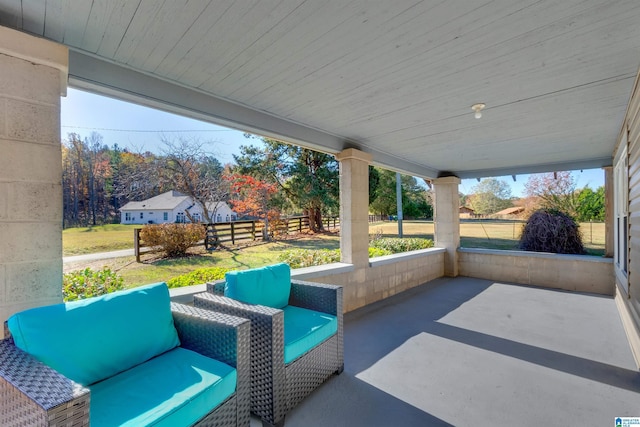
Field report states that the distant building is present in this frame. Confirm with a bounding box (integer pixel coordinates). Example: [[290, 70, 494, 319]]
[[120, 190, 237, 224], [459, 206, 475, 218], [495, 206, 525, 218]]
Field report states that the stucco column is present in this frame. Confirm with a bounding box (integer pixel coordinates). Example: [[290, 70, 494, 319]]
[[0, 26, 68, 333], [335, 148, 372, 268], [603, 166, 614, 258], [433, 176, 460, 277]]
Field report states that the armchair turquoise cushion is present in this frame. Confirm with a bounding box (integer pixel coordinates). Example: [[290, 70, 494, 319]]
[[89, 347, 236, 427], [283, 305, 338, 364], [7, 282, 180, 386], [224, 263, 291, 309]]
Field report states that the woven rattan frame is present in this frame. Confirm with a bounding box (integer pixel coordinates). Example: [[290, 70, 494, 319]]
[[195, 279, 344, 427], [0, 302, 251, 427]]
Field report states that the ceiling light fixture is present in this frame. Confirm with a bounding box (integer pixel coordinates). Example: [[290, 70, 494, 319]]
[[471, 103, 486, 119]]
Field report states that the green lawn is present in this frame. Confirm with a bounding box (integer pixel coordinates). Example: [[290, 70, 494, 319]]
[[63, 224, 140, 256], [64, 220, 606, 288], [369, 219, 605, 255]]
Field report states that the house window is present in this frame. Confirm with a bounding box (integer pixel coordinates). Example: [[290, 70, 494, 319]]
[[163, 212, 168, 221], [217, 214, 222, 223], [192, 213, 201, 223], [231, 214, 237, 221], [125, 212, 131, 221], [226, 214, 230, 222], [176, 212, 185, 223], [614, 144, 629, 292], [140, 212, 144, 219]]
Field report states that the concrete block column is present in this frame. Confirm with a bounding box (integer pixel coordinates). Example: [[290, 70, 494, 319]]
[[0, 26, 68, 333], [433, 176, 460, 277], [335, 148, 372, 268]]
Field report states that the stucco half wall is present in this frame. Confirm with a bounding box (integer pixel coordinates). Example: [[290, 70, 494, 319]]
[[458, 248, 614, 295]]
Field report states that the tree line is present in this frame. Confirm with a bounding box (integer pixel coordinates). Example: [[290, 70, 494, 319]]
[[61, 133, 434, 230], [465, 171, 605, 221]]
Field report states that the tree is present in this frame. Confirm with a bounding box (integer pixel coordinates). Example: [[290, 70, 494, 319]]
[[234, 138, 339, 232], [159, 136, 229, 223], [576, 186, 605, 221], [227, 174, 278, 240], [469, 178, 513, 215], [368, 168, 433, 218], [524, 171, 578, 217]]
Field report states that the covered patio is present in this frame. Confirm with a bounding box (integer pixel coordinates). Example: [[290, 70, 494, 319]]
[[0, 1, 640, 425], [282, 277, 639, 426]]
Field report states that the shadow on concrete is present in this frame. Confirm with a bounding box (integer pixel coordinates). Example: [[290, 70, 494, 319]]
[[286, 372, 453, 427]]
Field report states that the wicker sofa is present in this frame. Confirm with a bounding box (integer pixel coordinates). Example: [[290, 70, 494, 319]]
[[0, 283, 250, 427], [193, 263, 343, 427]]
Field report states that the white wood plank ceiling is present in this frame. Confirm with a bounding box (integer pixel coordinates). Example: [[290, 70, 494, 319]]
[[2, 0, 640, 178]]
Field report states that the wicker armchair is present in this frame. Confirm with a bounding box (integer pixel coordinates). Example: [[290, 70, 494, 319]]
[[0, 302, 251, 427], [194, 279, 343, 427]]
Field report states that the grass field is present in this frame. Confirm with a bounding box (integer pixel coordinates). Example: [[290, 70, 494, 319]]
[[63, 224, 140, 255], [369, 219, 605, 255], [63, 220, 606, 287]]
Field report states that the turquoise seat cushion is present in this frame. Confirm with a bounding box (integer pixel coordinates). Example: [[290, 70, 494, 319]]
[[89, 347, 237, 427], [225, 263, 291, 309], [7, 282, 179, 386], [283, 305, 338, 364]]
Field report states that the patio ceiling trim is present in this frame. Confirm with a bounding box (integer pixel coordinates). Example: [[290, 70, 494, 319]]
[[454, 157, 612, 180], [68, 50, 439, 178]]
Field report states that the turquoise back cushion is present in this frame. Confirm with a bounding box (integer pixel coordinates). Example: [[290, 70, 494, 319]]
[[7, 282, 180, 386], [225, 263, 291, 309]]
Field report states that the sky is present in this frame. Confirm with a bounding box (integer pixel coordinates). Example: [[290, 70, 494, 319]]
[[61, 88, 604, 197]]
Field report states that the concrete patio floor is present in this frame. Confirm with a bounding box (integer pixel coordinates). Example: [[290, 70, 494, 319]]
[[253, 276, 640, 426]]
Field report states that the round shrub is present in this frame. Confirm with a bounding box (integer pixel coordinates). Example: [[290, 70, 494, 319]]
[[519, 209, 585, 254], [140, 223, 206, 258]]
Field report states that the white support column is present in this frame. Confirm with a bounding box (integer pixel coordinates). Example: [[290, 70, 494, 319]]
[[433, 176, 461, 277], [0, 26, 68, 333], [335, 148, 372, 268]]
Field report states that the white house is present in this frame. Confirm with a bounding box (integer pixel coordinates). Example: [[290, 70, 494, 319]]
[[120, 190, 237, 225]]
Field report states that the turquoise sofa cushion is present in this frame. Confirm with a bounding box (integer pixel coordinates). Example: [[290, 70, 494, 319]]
[[283, 305, 337, 364], [90, 347, 237, 427], [7, 282, 180, 386], [225, 263, 291, 309]]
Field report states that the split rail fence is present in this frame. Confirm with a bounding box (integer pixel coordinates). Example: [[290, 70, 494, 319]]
[[134, 215, 340, 262]]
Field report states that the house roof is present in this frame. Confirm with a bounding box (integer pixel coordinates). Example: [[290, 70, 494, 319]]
[[2, 2, 640, 178], [495, 206, 526, 216], [120, 191, 190, 211]]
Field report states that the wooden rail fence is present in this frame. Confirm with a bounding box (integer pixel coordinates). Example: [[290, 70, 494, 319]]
[[134, 215, 339, 262]]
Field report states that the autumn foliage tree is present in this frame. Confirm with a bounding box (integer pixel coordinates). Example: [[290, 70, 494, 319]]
[[524, 171, 578, 217], [234, 138, 339, 232], [227, 174, 278, 240]]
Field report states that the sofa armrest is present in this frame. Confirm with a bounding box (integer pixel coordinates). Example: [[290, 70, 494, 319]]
[[206, 279, 225, 295], [192, 292, 287, 424], [171, 302, 251, 427], [171, 302, 250, 368], [290, 280, 343, 316], [0, 339, 90, 426]]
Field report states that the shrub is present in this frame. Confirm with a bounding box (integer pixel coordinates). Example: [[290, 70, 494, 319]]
[[166, 267, 231, 288], [519, 209, 585, 254], [63, 267, 125, 302], [141, 223, 206, 257], [369, 237, 434, 253], [278, 248, 341, 269], [279, 246, 399, 268], [368, 247, 392, 258]]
